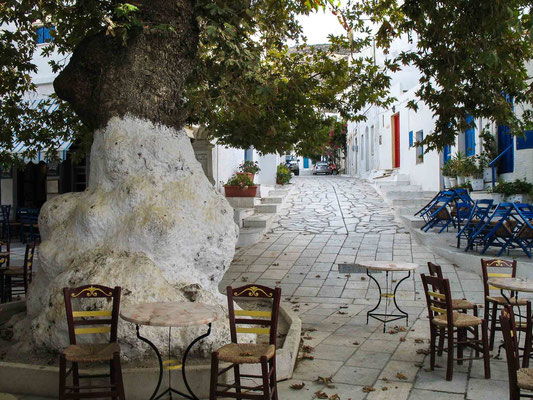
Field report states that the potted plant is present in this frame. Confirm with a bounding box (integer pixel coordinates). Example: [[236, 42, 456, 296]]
[[462, 156, 484, 191], [276, 164, 292, 185], [238, 160, 261, 182], [468, 156, 485, 191], [441, 160, 454, 188], [224, 174, 258, 197], [492, 179, 533, 203]]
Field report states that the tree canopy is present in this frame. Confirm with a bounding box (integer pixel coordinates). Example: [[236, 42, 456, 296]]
[[0, 0, 532, 164]]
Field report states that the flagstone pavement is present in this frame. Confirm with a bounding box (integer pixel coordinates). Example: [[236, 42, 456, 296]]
[[5, 174, 525, 400], [220, 174, 520, 400]]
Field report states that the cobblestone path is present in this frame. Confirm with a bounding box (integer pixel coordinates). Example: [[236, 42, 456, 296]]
[[222, 174, 511, 400]]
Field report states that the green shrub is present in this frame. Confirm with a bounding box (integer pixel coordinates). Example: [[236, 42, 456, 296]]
[[492, 179, 533, 196], [226, 174, 255, 188], [276, 164, 292, 185]]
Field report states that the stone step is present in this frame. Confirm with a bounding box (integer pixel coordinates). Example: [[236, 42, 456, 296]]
[[385, 191, 436, 200], [399, 214, 425, 229], [254, 204, 278, 214], [226, 196, 260, 209], [376, 180, 411, 187], [262, 196, 284, 204], [268, 190, 289, 197], [392, 198, 433, 208], [243, 213, 273, 228], [380, 185, 423, 193], [236, 227, 267, 248], [233, 208, 255, 228]]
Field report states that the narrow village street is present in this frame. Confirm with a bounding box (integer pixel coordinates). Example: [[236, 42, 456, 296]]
[[224, 174, 509, 400]]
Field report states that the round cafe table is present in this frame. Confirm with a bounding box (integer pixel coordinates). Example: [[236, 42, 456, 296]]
[[120, 302, 220, 400], [358, 261, 418, 333], [488, 277, 533, 365]]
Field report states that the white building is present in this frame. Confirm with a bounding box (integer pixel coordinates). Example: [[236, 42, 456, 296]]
[[346, 37, 533, 191]]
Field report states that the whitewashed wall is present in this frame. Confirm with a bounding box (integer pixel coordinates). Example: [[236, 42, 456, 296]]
[[211, 144, 244, 192]]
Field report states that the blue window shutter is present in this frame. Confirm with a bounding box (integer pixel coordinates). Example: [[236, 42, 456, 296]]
[[465, 115, 475, 156], [421, 131, 424, 154], [409, 131, 413, 147], [43, 27, 51, 42], [36, 27, 44, 44], [517, 130, 533, 150]]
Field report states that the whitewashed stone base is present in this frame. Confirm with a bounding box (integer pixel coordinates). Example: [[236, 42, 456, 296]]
[[16, 116, 239, 358]]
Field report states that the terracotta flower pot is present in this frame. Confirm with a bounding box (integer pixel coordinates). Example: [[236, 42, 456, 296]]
[[224, 185, 258, 197], [237, 172, 255, 182]]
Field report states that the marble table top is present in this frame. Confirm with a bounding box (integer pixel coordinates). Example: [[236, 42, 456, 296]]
[[120, 301, 220, 327], [488, 277, 533, 293], [358, 261, 418, 272]]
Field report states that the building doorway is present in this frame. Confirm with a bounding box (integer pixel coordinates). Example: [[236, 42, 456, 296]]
[[392, 113, 400, 168], [17, 162, 47, 208]]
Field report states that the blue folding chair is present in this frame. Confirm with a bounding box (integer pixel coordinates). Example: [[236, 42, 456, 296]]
[[457, 199, 494, 248], [452, 188, 474, 206], [472, 203, 517, 256], [511, 203, 533, 258], [421, 192, 456, 232], [415, 191, 446, 222]]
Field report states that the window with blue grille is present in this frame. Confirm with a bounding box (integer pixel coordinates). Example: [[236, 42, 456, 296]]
[[443, 145, 451, 162], [416, 130, 424, 164], [408, 131, 413, 148], [35, 26, 54, 44]]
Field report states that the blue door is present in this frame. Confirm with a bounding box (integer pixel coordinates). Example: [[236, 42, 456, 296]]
[[465, 115, 475, 157], [497, 124, 514, 173], [303, 157, 309, 168]]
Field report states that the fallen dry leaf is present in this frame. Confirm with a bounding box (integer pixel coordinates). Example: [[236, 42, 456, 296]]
[[361, 276, 367, 281], [362, 386, 375, 393], [289, 382, 305, 390], [382, 387, 388, 391], [302, 345, 314, 353], [315, 391, 328, 399], [414, 338, 424, 344], [315, 376, 335, 388], [400, 337, 406, 342], [338, 311, 347, 315], [301, 354, 314, 360], [416, 348, 430, 355], [353, 341, 359, 345], [329, 394, 340, 400], [396, 372, 407, 380]]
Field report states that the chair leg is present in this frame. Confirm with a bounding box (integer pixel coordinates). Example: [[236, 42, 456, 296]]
[[438, 328, 445, 357], [59, 354, 66, 400], [72, 362, 80, 393], [210, 352, 219, 400], [474, 306, 480, 357], [489, 302, 498, 350], [260, 356, 271, 400], [271, 356, 278, 400], [233, 364, 242, 394], [430, 326, 436, 370], [110, 360, 117, 400], [113, 353, 126, 400], [457, 328, 464, 365], [446, 328, 454, 381], [481, 320, 491, 379], [523, 303, 532, 368]]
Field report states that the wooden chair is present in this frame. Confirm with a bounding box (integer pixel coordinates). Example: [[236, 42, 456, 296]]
[[0, 239, 10, 303], [427, 262, 478, 356], [421, 273, 490, 381], [59, 285, 125, 399], [210, 284, 281, 400], [481, 258, 531, 350], [500, 306, 533, 399], [2, 242, 35, 302]]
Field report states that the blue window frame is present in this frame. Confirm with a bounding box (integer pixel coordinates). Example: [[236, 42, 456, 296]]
[[408, 131, 413, 148], [465, 115, 475, 156], [517, 130, 533, 150], [35, 26, 54, 44]]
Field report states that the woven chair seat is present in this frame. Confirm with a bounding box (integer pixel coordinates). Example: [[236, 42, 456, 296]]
[[433, 312, 482, 328], [518, 368, 533, 391], [451, 299, 476, 310], [3, 266, 24, 276], [217, 343, 275, 364], [64, 343, 120, 363], [487, 296, 529, 306]]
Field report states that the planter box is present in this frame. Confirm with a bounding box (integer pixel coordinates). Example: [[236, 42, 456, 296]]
[[470, 178, 484, 191], [443, 176, 451, 188], [224, 185, 258, 198], [506, 194, 532, 204], [457, 176, 467, 186], [483, 167, 492, 182], [449, 177, 457, 187]]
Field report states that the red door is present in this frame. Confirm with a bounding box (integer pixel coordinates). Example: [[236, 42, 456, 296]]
[[393, 114, 400, 168]]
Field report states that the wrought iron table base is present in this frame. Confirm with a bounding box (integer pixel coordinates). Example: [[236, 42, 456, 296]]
[[366, 270, 411, 333], [136, 323, 212, 400], [495, 290, 528, 362]]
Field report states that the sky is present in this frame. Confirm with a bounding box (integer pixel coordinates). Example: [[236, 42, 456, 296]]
[[296, 10, 348, 45]]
